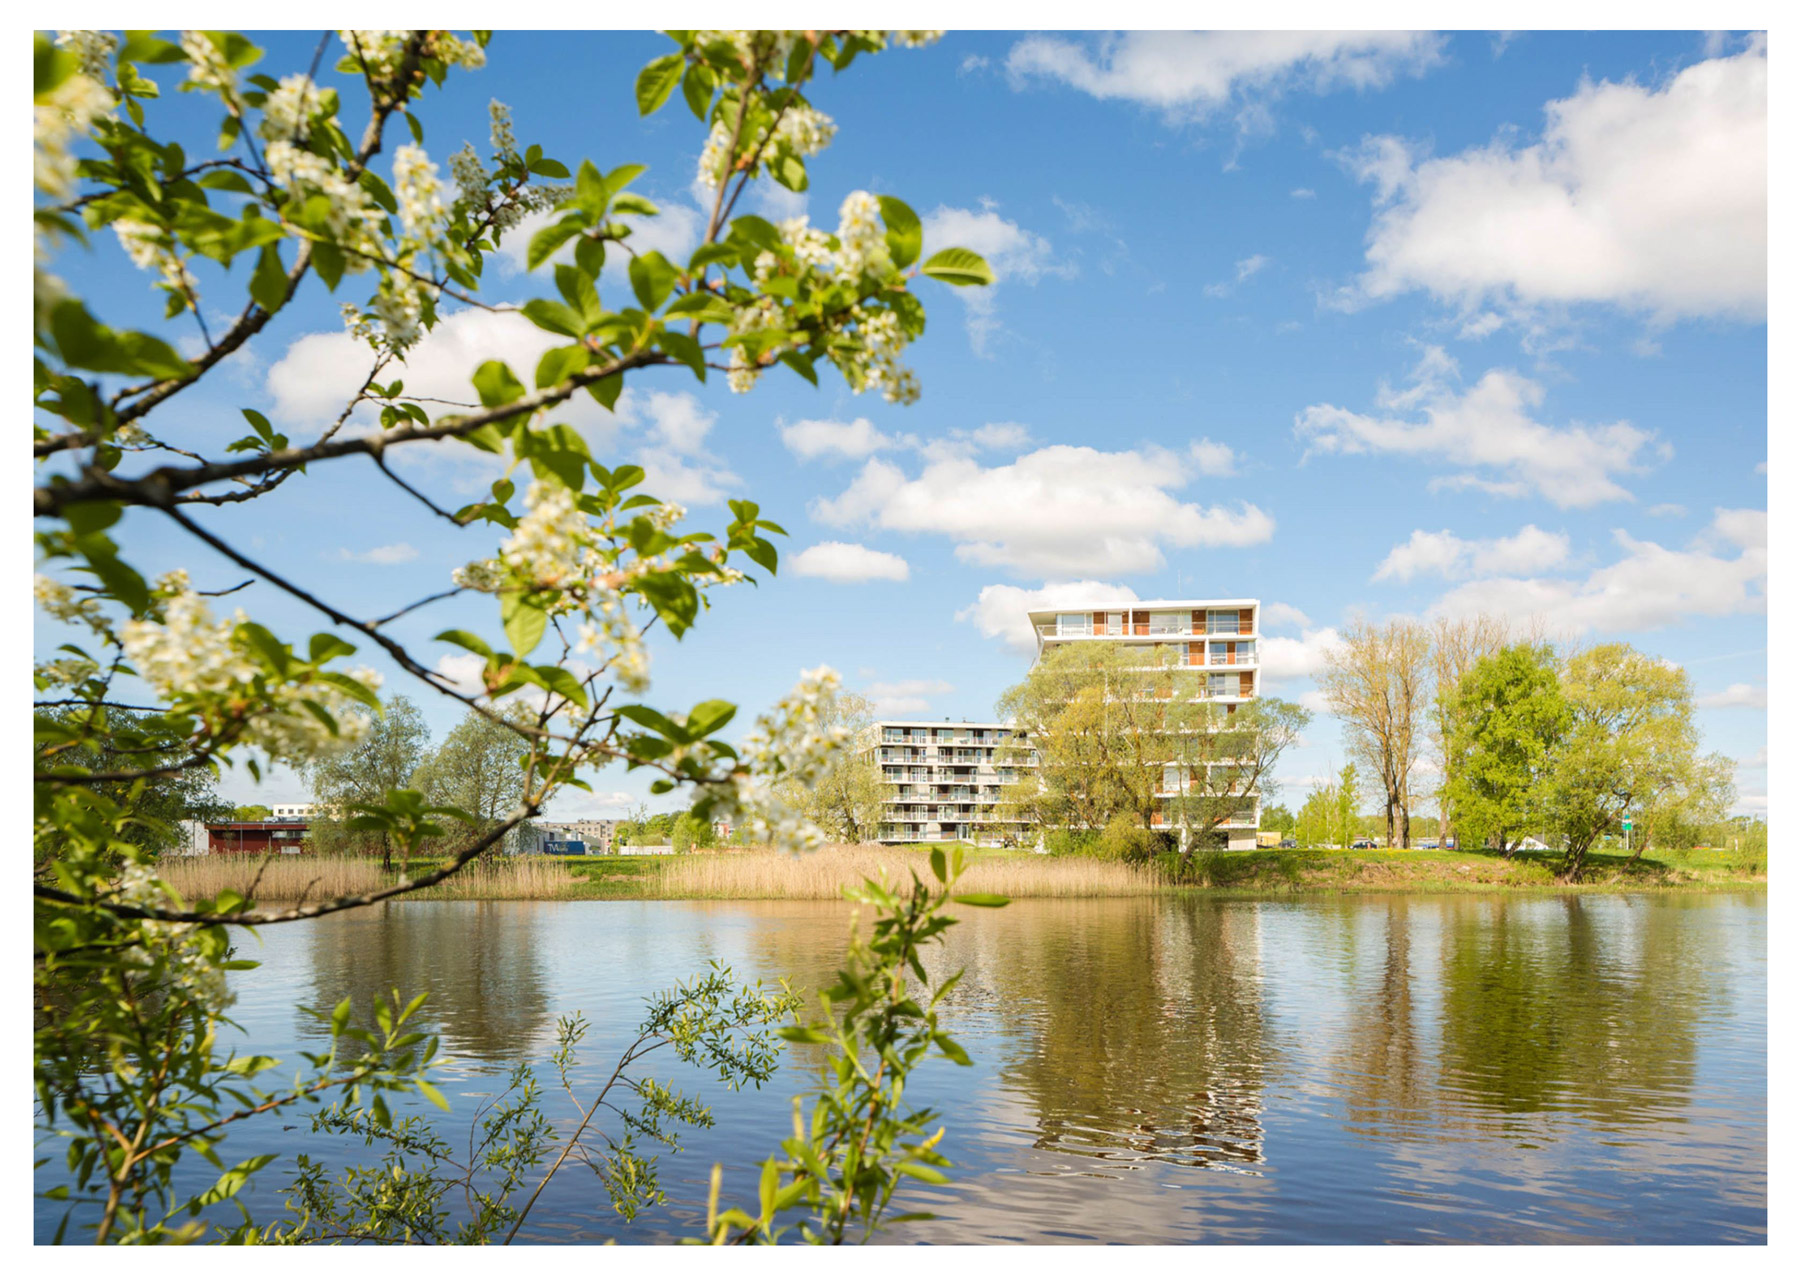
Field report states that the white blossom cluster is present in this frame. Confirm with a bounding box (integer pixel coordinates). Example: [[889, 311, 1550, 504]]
[[114, 862, 234, 1016], [55, 29, 116, 82], [258, 73, 323, 142], [832, 190, 892, 282], [722, 665, 850, 853], [577, 594, 651, 694], [696, 103, 836, 190], [851, 31, 944, 49], [338, 30, 485, 78], [265, 140, 384, 266], [393, 145, 446, 240], [180, 30, 236, 95], [499, 481, 590, 589], [36, 655, 99, 687], [35, 572, 112, 637], [34, 59, 112, 199], [113, 218, 199, 300], [118, 573, 381, 761], [729, 193, 920, 402], [488, 99, 517, 160]]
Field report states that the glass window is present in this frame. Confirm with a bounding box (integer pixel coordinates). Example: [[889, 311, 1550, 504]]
[[1149, 611, 1185, 634], [1210, 673, 1238, 696], [1207, 610, 1239, 635], [1057, 612, 1092, 636]]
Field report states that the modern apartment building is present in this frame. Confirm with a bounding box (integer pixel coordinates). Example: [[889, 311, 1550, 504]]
[[1026, 598, 1263, 850], [869, 720, 1032, 846]]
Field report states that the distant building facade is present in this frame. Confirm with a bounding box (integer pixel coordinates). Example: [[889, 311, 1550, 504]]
[[1024, 597, 1264, 851], [866, 721, 1031, 847]]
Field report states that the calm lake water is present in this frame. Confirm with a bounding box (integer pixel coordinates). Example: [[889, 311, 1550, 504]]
[[37, 892, 1766, 1244]]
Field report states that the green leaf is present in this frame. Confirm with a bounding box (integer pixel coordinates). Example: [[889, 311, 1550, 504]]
[[535, 344, 590, 389], [628, 251, 678, 312], [895, 1162, 950, 1184], [878, 196, 923, 269], [585, 372, 624, 411], [952, 892, 1011, 908], [311, 240, 345, 291], [415, 1078, 451, 1112], [250, 243, 288, 313], [635, 53, 685, 115], [680, 61, 716, 120], [920, 247, 995, 287], [307, 632, 356, 663], [434, 629, 494, 658], [471, 359, 525, 407], [929, 847, 947, 884], [685, 699, 737, 737], [500, 591, 548, 658], [527, 216, 583, 271], [655, 329, 706, 381], [520, 298, 586, 338]]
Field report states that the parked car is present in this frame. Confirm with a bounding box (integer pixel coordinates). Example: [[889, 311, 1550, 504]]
[[1350, 837, 1377, 850], [1278, 838, 1297, 849]]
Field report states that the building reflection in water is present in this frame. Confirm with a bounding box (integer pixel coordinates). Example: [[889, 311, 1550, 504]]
[[948, 896, 1272, 1175]]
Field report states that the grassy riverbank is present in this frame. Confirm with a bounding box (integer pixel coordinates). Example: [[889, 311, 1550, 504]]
[[157, 843, 1765, 905]]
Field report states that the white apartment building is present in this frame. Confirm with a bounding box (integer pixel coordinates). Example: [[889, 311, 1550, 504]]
[[868, 721, 1031, 847], [270, 802, 316, 820], [1026, 598, 1263, 850]]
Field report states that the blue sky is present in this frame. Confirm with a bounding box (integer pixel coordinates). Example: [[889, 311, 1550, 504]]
[[39, 30, 1769, 819]]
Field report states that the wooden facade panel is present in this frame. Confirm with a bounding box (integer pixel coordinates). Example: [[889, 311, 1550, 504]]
[[1240, 671, 1255, 696], [1238, 607, 1253, 635]]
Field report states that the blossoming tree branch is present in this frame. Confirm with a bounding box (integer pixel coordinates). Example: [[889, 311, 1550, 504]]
[[32, 30, 989, 1241], [34, 28, 989, 923]]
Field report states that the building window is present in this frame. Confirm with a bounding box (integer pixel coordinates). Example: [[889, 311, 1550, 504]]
[[1057, 612, 1091, 636], [1149, 611, 1185, 635], [1207, 610, 1239, 635]]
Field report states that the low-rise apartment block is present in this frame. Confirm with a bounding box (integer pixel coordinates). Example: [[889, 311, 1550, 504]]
[[869, 720, 1032, 846]]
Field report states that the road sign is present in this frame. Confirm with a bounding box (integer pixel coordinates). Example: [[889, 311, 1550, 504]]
[[1623, 818, 1633, 829]]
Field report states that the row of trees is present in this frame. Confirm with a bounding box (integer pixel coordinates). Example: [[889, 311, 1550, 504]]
[[1317, 617, 1736, 877], [994, 642, 1310, 858]]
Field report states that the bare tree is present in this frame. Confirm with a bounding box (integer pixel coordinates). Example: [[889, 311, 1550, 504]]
[[1428, 615, 1511, 845], [1319, 619, 1433, 850]]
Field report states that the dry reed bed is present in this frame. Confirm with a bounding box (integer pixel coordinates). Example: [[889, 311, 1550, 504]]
[[656, 846, 1161, 900], [154, 855, 576, 903]]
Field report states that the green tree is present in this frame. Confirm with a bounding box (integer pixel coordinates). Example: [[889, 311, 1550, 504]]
[[1548, 643, 1710, 879], [231, 804, 273, 821], [1443, 643, 1568, 858], [412, 705, 531, 854], [33, 27, 990, 1243], [780, 688, 884, 843], [1169, 697, 1309, 858], [32, 706, 227, 863], [307, 694, 432, 868], [1260, 803, 1296, 836], [1296, 784, 1335, 848], [1335, 763, 1359, 850]]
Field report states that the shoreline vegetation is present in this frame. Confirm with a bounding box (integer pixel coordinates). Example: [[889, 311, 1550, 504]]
[[156, 843, 1766, 906]]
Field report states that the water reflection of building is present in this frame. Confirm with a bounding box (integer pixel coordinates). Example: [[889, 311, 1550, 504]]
[[959, 897, 1272, 1174], [301, 901, 555, 1066]]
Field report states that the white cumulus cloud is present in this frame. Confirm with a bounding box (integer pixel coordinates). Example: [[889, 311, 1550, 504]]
[[813, 444, 1274, 579], [1342, 40, 1767, 323], [921, 201, 1071, 355], [1295, 347, 1662, 508], [790, 542, 911, 584], [1373, 525, 1570, 582], [1429, 508, 1765, 637], [339, 543, 419, 565], [1697, 683, 1767, 710], [864, 679, 954, 717], [778, 416, 905, 462], [1004, 31, 1443, 120]]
